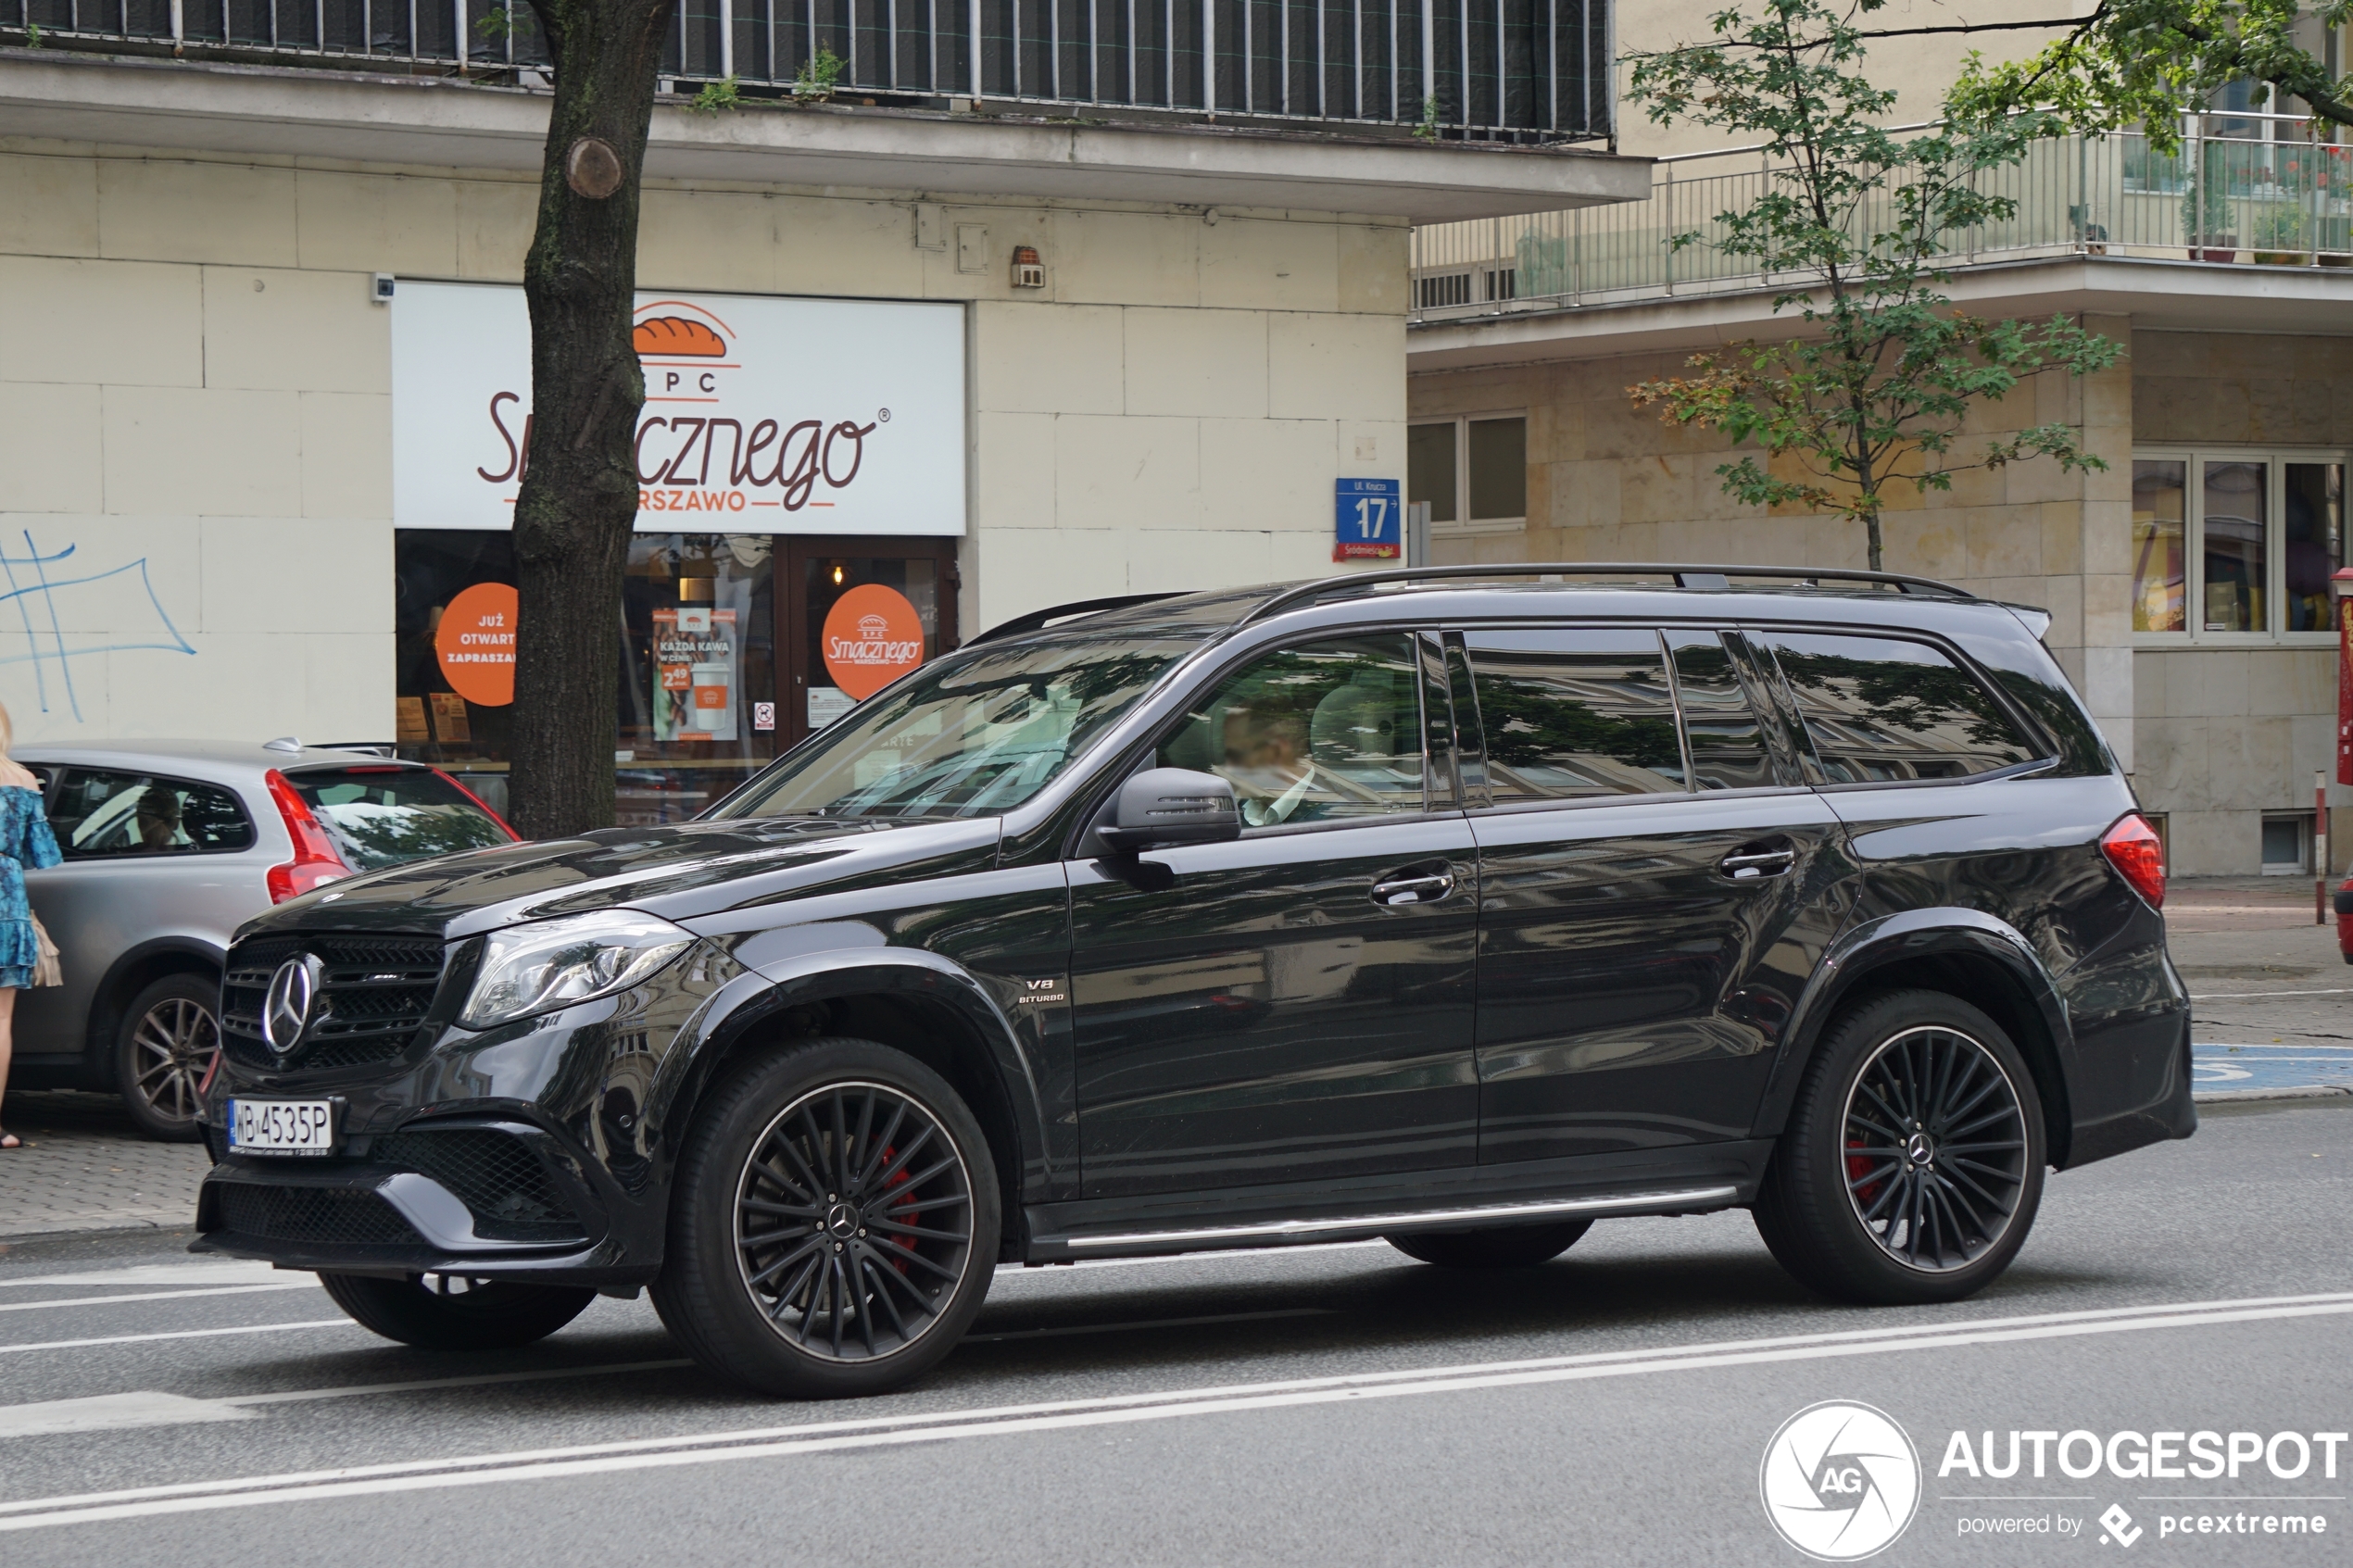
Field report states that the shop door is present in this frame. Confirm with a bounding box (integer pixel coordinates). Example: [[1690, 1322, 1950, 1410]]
[[782, 539, 961, 747]]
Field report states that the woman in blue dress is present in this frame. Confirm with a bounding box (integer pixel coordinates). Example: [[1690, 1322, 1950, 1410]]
[[0, 703, 62, 1149]]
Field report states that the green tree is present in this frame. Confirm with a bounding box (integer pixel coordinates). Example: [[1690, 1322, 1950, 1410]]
[[1624, 0, 2121, 571], [506, 0, 676, 837], [1948, 0, 2353, 150]]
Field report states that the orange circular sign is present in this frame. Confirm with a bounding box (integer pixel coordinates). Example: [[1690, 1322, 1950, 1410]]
[[435, 582, 519, 707], [822, 583, 925, 700]]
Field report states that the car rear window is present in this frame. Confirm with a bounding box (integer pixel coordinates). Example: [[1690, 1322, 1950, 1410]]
[[285, 767, 512, 871], [1755, 632, 2041, 783]]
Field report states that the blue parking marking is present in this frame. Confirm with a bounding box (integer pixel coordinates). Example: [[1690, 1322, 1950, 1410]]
[[2193, 1044, 2353, 1097]]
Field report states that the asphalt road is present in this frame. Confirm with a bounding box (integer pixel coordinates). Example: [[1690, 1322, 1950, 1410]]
[[1, 1096, 2348, 1568]]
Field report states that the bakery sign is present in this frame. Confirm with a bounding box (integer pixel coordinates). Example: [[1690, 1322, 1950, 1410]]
[[391, 281, 965, 534]]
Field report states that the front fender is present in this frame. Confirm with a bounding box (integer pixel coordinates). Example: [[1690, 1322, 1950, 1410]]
[[661, 927, 1059, 1206], [1749, 907, 2074, 1148]]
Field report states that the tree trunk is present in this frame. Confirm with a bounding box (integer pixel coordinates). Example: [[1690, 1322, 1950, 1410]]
[[509, 0, 673, 838], [1863, 507, 1884, 573]]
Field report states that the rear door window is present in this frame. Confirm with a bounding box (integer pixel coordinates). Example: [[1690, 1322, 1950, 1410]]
[[1755, 632, 2042, 783], [1667, 632, 1778, 791], [283, 767, 512, 870], [1463, 629, 1685, 799], [53, 770, 255, 858]]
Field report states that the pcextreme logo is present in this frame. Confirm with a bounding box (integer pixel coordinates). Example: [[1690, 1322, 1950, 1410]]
[[1761, 1401, 1923, 1561], [389, 281, 965, 536]]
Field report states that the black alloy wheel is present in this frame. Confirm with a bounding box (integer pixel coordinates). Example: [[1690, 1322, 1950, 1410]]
[[115, 972, 220, 1142], [1840, 1025, 2032, 1272], [1386, 1220, 1592, 1269], [653, 1038, 1000, 1399], [1753, 989, 2046, 1305], [319, 1272, 597, 1349]]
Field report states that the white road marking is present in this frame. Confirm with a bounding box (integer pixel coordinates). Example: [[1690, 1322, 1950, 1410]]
[[0, 1321, 360, 1357], [963, 1308, 1334, 1343], [3, 1290, 2347, 1531], [2191, 988, 2353, 1000], [219, 1361, 694, 1408], [0, 1285, 320, 1314], [0, 1263, 284, 1291], [0, 1393, 257, 1439]]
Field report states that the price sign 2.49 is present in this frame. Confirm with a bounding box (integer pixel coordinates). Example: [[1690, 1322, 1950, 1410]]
[[1334, 477, 1403, 562]]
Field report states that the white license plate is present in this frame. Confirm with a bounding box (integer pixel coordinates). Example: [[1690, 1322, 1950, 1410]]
[[227, 1099, 336, 1157]]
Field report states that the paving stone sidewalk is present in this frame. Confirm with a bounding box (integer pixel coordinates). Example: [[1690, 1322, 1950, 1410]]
[[0, 1092, 208, 1241]]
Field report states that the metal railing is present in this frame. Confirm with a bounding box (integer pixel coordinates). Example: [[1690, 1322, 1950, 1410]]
[[6, 0, 1610, 141], [1410, 111, 2353, 320]]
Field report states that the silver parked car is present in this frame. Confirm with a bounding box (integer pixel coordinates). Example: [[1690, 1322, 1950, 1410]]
[[6, 740, 516, 1139]]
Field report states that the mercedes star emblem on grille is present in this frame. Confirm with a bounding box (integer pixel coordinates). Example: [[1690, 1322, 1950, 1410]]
[[262, 954, 325, 1054]]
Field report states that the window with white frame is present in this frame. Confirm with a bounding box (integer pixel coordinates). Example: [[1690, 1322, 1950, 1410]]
[[2131, 450, 2348, 642], [1408, 415, 1527, 535]]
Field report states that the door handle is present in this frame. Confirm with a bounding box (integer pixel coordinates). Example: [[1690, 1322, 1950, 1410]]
[[1719, 845, 1797, 881], [1371, 872, 1454, 907]]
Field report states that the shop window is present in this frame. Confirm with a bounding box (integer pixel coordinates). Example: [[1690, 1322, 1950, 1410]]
[[1407, 415, 1528, 536], [2133, 450, 2349, 643]]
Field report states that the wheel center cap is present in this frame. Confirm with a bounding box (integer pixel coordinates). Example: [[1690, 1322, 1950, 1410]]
[[824, 1201, 862, 1239], [1905, 1132, 1937, 1167]]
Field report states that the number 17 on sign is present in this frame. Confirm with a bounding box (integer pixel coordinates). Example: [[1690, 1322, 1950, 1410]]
[[1334, 477, 1403, 562]]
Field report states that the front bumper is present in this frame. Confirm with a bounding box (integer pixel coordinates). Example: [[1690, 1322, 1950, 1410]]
[[193, 937, 745, 1285]]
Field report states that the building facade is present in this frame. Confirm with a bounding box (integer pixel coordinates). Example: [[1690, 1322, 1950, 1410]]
[[0, 30, 1644, 821]]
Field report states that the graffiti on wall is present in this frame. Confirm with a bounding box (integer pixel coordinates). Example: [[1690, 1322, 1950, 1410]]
[[0, 533, 195, 722]]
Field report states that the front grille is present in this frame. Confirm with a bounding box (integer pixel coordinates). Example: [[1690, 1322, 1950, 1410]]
[[218, 1184, 423, 1248], [376, 1129, 585, 1243], [221, 933, 447, 1072]]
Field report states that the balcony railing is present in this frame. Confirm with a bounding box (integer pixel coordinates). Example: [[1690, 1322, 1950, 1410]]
[[5, 0, 1610, 141], [1410, 111, 2353, 320]]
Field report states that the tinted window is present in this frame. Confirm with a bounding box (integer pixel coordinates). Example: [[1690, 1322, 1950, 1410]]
[[53, 770, 254, 858], [1759, 633, 2040, 783], [714, 633, 1198, 820], [284, 767, 512, 871], [1465, 629, 1684, 799], [1668, 633, 1777, 791], [1158, 635, 1426, 825]]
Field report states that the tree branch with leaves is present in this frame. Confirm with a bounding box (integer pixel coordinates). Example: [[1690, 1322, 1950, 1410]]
[[1624, 0, 2121, 571]]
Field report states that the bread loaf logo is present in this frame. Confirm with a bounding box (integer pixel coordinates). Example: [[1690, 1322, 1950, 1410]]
[[822, 584, 925, 700], [474, 297, 882, 519]]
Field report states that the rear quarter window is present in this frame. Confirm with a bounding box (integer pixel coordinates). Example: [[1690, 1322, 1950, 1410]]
[[1755, 632, 2043, 783], [285, 767, 512, 870]]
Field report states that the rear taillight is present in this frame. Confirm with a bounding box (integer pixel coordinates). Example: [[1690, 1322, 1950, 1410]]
[[433, 768, 521, 840], [2100, 812, 2166, 909], [263, 768, 349, 904]]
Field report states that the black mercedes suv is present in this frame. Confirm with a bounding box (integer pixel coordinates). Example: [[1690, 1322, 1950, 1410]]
[[195, 564, 2193, 1398]]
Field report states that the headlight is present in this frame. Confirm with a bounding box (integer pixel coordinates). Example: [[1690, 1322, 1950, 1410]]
[[459, 910, 696, 1030]]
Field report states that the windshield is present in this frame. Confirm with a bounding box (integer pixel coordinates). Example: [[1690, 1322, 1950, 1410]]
[[711, 633, 1199, 820], [287, 767, 515, 871]]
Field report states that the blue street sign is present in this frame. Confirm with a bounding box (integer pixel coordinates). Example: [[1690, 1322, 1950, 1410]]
[[1334, 477, 1402, 561]]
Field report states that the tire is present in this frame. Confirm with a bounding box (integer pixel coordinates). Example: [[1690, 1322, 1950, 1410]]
[[650, 1037, 1001, 1399], [115, 972, 220, 1142], [1386, 1220, 1592, 1269], [318, 1272, 596, 1349], [1753, 989, 2046, 1306]]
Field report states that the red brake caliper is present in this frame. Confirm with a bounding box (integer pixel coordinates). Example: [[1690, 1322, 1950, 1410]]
[[1844, 1138, 1883, 1208]]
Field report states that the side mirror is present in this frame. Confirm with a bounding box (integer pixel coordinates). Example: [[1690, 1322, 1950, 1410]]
[[1097, 768, 1240, 853]]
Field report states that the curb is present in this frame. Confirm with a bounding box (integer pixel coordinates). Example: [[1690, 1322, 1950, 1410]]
[[0, 1218, 198, 1246], [2194, 1085, 2353, 1104]]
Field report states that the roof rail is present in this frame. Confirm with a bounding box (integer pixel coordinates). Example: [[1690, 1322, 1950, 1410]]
[[1239, 563, 1974, 625], [968, 592, 1190, 646]]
